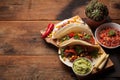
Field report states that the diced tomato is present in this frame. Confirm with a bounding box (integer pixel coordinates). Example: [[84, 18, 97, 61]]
[[68, 32, 75, 38]]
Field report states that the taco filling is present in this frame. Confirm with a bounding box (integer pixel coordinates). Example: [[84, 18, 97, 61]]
[[60, 45, 99, 62], [59, 32, 95, 45]]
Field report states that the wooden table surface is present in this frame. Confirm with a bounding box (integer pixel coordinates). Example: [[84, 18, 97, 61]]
[[0, 0, 120, 80]]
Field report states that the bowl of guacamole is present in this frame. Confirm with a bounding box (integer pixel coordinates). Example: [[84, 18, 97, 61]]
[[72, 57, 93, 76]]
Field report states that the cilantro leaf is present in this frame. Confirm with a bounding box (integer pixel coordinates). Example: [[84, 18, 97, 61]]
[[84, 34, 91, 39], [108, 30, 116, 36]]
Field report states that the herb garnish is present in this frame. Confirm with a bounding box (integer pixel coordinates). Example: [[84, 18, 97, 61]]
[[74, 34, 79, 39], [84, 34, 91, 39], [108, 30, 116, 36], [60, 48, 65, 58], [75, 46, 83, 55], [61, 35, 70, 42]]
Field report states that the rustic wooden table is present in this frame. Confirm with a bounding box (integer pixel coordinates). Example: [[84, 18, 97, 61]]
[[0, 0, 120, 80]]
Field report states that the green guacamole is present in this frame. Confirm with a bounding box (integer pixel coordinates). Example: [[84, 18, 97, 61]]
[[73, 58, 92, 75]]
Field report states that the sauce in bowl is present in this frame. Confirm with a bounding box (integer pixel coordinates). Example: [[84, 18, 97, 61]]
[[99, 27, 120, 47], [95, 22, 120, 49]]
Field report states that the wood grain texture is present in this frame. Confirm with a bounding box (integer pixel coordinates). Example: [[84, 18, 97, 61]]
[[0, 0, 120, 79], [0, 55, 76, 80], [0, 0, 120, 21], [0, 21, 59, 55]]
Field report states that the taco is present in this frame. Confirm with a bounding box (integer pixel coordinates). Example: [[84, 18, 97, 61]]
[[59, 40, 100, 63], [51, 16, 84, 39], [53, 23, 96, 46]]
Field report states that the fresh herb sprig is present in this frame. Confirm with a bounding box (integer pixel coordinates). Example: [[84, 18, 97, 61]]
[[108, 30, 116, 37]]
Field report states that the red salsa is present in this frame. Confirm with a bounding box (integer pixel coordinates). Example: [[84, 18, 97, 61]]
[[99, 27, 120, 47]]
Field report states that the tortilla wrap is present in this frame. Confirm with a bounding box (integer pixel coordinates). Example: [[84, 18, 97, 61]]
[[59, 39, 99, 48], [52, 16, 83, 38], [53, 23, 93, 39]]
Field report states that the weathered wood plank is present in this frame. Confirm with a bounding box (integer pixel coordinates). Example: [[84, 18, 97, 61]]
[[0, 21, 59, 55], [109, 0, 120, 19], [112, 19, 120, 24], [0, 0, 30, 20], [0, 55, 76, 80], [0, 0, 119, 20]]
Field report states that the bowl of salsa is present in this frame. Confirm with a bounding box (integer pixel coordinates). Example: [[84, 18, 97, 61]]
[[95, 22, 120, 49]]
